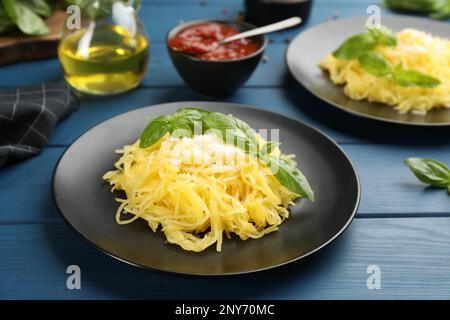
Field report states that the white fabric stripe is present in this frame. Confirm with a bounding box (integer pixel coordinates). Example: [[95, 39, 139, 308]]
[[0, 114, 49, 142], [0, 88, 69, 96], [3, 145, 39, 154], [11, 88, 19, 119], [24, 101, 58, 121], [17, 84, 47, 145]]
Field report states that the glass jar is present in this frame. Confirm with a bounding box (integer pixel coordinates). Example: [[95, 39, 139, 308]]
[[58, 0, 149, 95]]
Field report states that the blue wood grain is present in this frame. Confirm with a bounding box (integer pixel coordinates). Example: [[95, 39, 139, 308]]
[[1, 217, 450, 299], [0, 44, 287, 88], [1, 144, 448, 223], [136, 0, 393, 43], [34, 88, 449, 146], [1, 0, 450, 299]]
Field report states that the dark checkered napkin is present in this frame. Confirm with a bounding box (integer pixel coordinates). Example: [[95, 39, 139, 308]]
[[0, 83, 78, 168]]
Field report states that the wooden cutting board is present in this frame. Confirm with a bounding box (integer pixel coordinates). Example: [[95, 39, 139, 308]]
[[0, 10, 66, 65]]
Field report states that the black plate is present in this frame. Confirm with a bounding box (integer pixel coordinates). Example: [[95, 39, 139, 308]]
[[286, 16, 450, 126], [52, 102, 360, 275]]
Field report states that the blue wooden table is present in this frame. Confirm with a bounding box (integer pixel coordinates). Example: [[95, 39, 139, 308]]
[[1, 0, 450, 300]]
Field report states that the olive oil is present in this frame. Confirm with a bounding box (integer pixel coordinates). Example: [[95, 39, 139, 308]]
[[58, 24, 149, 95]]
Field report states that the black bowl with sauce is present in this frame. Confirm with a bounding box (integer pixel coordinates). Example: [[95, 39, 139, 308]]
[[167, 19, 268, 97]]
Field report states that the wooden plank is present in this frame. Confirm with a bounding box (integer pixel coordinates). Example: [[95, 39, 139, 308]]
[[136, 0, 406, 44], [1, 144, 449, 223], [1, 218, 450, 299], [0, 11, 66, 66], [0, 43, 286, 88], [45, 88, 357, 145], [45, 88, 450, 146], [343, 144, 450, 215]]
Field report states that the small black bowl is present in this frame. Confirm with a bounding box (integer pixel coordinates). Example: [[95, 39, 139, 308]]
[[167, 19, 268, 98]]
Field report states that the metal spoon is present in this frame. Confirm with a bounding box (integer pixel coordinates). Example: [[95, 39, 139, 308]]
[[217, 16, 302, 46]]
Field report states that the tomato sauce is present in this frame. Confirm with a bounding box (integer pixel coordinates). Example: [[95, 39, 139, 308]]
[[168, 22, 260, 61]]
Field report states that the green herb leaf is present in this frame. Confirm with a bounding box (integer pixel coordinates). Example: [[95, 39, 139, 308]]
[[3, 0, 49, 35], [384, 0, 439, 13], [138, 108, 314, 201], [139, 115, 172, 148], [175, 108, 210, 122], [0, 4, 14, 34], [392, 66, 441, 88], [268, 156, 315, 201], [332, 33, 376, 59], [233, 117, 258, 153], [259, 141, 280, 158], [405, 157, 450, 188], [130, 0, 142, 10], [171, 108, 209, 137], [368, 26, 397, 46], [202, 112, 258, 154], [27, 0, 55, 17], [358, 51, 392, 76], [430, 5, 450, 19], [384, 0, 450, 20]]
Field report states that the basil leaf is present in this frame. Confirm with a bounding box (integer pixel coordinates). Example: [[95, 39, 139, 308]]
[[405, 158, 450, 188], [268, 156, 315, 201], [65, 0, 90, 6], [170, 117, 194, 138], [202, 112, 238, 130], [430, 5, 450, 19], [28, 0, 55, 17], [0, 4, 14, 34], [384, 0, 450, 19], [384, 0, 439, 13], [392, 67, 441, 88], [202, 112, 257, 153], [131, 0, 142, 10], [259, 141, 280, 158], [171, 109, 206, 137], [3, 0, 49, 35], [333, 33, 376, 59], [139, 115, 172, 148], [368, 26, 397, 46], [175, 108, 210, 122], [233, 117, 258, 152], [358, 51, 392, 76]]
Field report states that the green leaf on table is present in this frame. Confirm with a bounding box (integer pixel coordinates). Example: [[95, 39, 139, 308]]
[[332, 33, 376, 59], [358, 51, 392, 76], [139, 115, 173, 148], [3, 0, 49, 35], [64, 0, 90, 8], [384, 0, 450, 20], [384, 0, 438, 13], [405, 157, 450, 188], [392, 66, 441, 88], [368, 26, 397, 46], [0, 4, 15, 34], [268, 156, 315, 201], [28, 0, 55, 17]]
